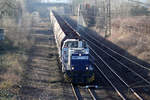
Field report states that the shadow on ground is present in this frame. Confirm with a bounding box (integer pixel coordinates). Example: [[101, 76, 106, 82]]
[[0, 37, 19, 54]]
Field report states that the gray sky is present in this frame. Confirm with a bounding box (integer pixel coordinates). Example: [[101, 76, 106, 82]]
[[41, 0, 148, 3], [41, 0, 70, 3], [140, 0, 146, 2]]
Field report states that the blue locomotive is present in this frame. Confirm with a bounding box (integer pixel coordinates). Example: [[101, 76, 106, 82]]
[[50, 11, 94, 84]]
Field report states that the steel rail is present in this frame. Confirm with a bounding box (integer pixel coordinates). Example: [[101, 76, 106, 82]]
[[71, 84, 82, 100], [84, 36, 150, 85], [88, 88, 97, 100], [81, 28, 150, 72], [90, 48, 143, 100], [71, 84, 99, 100], [91, 57, 127, 100]]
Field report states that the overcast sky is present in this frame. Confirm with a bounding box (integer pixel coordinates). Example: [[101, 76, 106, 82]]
[[41, 0, 70, 3], [41, 0, 148, 3], [140, 0, 146, 2]]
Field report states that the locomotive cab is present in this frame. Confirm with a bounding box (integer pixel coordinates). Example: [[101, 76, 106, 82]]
[[62, 39, 89, 70], [62, 39, 94, 84]]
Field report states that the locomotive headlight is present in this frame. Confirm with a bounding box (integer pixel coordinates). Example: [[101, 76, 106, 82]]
[[86, 66, 89, 70], [72, 66, 74, 70]]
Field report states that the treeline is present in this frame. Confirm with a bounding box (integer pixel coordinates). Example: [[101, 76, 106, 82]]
[[73, 0, 150, 32], [25, 0, 49, 17], [72, 0, 150, 17], [0, 0, 23, 23], [25, 0, 41, 12], [110, 0, 150, 17]]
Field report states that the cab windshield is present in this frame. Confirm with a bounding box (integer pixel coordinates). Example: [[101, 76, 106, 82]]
[[64, 40, 88, 48], [64, 41, 78, 48]]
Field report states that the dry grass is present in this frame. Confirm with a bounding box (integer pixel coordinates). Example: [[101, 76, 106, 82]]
[[0, 53, 27, 98], [0, 10, 32, 100], [112, 16, 150, 34], [108, 16, 150, 63], [0, 1, 35, 99]]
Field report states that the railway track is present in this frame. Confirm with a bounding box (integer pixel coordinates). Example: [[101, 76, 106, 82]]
[[84, 32, 150, 85], [78, 26, 150, 99], [71, 84, 82, 100], [62, 16, 150, 100], [83, 32, 150, 100], [90, 52, 143, 100], [71, 84, 97, 100], [88, 88, 97, 100]]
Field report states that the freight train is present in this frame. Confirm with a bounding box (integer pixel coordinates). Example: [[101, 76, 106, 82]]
[[50, 11, 94, 84]]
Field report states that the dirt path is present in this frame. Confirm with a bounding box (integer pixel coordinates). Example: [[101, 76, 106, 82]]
[[17, 22, 74, 100]]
